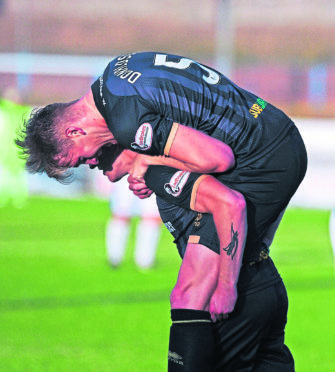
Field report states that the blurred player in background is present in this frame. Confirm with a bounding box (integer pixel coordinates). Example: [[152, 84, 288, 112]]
[[0, 87, 30, 208], [106, 177, 161, 269]]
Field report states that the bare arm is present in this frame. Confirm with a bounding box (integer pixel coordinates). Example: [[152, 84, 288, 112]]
[[129, 123, 235, 180], [166, 123, 235, 173], [191, 175, 247, 321]]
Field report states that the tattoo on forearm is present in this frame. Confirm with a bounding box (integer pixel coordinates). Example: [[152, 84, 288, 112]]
[[222, 223, 238, 259]]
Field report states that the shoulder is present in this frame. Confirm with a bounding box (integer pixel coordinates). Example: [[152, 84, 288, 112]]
[[103, 52, 160, 96], [104, 52, 199, 97]]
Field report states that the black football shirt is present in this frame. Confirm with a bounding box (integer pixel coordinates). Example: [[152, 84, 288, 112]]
[[91, 52, 294, 168]]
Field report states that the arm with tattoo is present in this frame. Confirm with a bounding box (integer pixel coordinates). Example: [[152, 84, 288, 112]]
[[191, 175, 247, 321]]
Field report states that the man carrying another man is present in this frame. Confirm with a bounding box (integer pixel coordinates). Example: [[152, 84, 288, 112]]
[[16, 52, 307, 371]]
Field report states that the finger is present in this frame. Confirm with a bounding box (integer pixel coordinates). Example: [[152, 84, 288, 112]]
[[133, 191, 150, 198], [138, 190, 152, 198], [130, 186, 150, 195], [210, 312, 216, 322], [137, 190, 153, 199], [128, 182, 148, 191], [128, 181, 147, 190], [127, 175, 145, 183], [210, 303, 219, 322], [127, 176, 139, 184], [132, 187, 151, 196], [216, 313, 223, 322], [209, 302, 216, 322], [132, 177, 145, 184], [138, 194, 149, 199]]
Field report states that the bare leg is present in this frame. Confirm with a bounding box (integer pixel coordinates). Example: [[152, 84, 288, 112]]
[[168, 243, 220, 372], [170, 243, 220, 310]]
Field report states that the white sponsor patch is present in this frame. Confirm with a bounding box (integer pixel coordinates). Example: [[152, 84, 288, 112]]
[[131, 123, 153, 151], [164, 171, 190, 197]]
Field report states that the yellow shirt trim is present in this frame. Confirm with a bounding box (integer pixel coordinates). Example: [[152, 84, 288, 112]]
[[190, 175, 209, 210], [164, 122, 179, 156], [188, 235, 200, 244]]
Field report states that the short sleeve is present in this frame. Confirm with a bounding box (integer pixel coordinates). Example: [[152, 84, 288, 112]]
[[144, 165, 202, 209], [105, 95, 174, 156]]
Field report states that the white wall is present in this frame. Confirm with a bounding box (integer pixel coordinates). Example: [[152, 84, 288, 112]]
[[290, 118, 335, 210]]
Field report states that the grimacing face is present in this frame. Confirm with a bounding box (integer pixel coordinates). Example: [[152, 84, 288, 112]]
[[56, 141, 124, 171], [56, 142, 102, 168]]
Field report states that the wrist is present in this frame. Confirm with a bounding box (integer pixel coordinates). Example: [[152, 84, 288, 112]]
[[136, 154, 150, 167]]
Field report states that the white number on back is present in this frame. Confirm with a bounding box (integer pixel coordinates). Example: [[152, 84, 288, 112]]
[[154, 54, 220, 85]]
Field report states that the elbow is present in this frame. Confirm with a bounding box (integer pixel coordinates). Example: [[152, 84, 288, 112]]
[[232, 191, 246, 213], [227, 147, 236, 169], [218, 190, 246, 215], [206, 146, 235, 173], [193, 175, 246, 215], [216, 186, 245, 213], [219, 145, 235, 172]]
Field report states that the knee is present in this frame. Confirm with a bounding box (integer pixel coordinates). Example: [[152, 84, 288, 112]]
[[227, 190, 246, 213], [210, 187, 246, 216]]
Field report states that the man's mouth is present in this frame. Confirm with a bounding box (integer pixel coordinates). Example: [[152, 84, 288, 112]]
[[76, 148, 104, 168]]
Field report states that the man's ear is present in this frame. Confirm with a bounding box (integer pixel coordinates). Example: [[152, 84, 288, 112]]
[[65, 126, 87, 137]]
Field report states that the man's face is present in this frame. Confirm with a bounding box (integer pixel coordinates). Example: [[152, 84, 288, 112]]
[[57, 136, 109, 169], [56, 132, 130, 181]]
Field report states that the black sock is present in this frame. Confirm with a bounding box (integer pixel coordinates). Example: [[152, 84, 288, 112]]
[[168, 309, 214, 372]]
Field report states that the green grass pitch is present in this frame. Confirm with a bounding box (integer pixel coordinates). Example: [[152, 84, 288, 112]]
[[0, 196, 334, 371]]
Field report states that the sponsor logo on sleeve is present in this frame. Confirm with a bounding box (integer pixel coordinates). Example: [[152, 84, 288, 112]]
[[164, 171, 190, 197], [131, 123, 153, 150]]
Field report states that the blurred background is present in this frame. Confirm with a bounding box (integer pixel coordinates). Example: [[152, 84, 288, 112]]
[[0, 0, 334, 206], [0, 1, 334, 371]]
